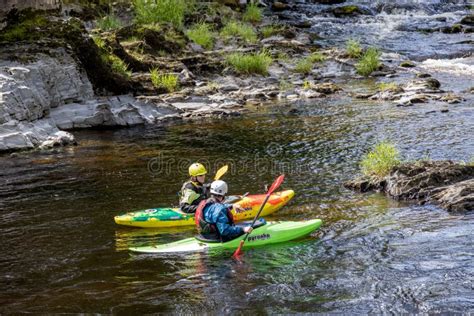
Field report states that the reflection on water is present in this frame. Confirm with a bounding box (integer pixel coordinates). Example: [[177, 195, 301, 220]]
[[1, 91, 473, 312]]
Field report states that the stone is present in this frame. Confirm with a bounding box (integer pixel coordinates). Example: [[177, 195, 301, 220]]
[[400, 61, 416, 68], [460, 14, 474, 26]]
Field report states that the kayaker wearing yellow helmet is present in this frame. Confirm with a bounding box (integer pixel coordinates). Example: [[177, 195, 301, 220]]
[[179, 163, 210, 213]]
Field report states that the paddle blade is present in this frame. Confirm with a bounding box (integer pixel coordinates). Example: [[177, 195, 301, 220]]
[[214, 165, 229, 180], [232, 240, 244, 258], [267, 174, 285, 195]]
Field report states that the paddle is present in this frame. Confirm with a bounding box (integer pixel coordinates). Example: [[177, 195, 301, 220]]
[[232, 174, 285, 258], [214, 165, 228, 180]]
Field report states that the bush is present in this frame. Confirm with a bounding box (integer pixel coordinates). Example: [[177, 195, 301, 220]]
[[96, 14, 122, 31], [243, 3, 262, 23], [356, 47, 381, 77], [294, 58, 313, 74], [360, 142, 401, 179], [133, 0, 193, 28], [346, 39, 362, 58], [186, 23, 214, 49], [221, 21, 257, 43], [226, 51, 272, 75], [150, 68, 178, 92]]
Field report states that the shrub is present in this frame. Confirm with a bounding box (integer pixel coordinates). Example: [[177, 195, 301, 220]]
[[186, 23, 214, 49], [226, 51, 272, 75], [150, 68, 179, 92], [346, 39, 362, 58], [308, 52, 325, 63], [133, 0, 193, 28], [360, 142, 401, 179], [294, 58, 313, 74], [356, 47, 381, 77], [96, 14, 122, 31], [243, 3, 262, 23], [220, 21, 257, 43]]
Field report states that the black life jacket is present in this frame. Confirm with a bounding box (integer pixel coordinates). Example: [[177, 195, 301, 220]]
[[195, 197, 234, 238]]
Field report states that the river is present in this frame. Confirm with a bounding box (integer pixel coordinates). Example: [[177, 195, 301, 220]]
[[1, 0, 473, 313]]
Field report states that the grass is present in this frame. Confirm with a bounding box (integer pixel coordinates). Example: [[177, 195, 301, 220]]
[[106, 55, 132, 78], [261, 25, 279, 38], [356, 47, 381, 77], [243, 3, 262, 23], [96, 14, 122, 31], [150, 68, 178, 92], [346, 39, 362, 58], [360, 142, 401, 179], [92, 35, 107, 50], [132, 0, 194, 28], [303, 80, 311, 90], [226, 50, 272, 75], [378, 82, 400, 91], [220, 20, 257, 43], [186, 23, 214, 49], [294, 58, 313, 74], [308, 52, 325, 63]]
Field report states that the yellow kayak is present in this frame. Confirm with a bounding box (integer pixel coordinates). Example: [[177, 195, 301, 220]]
[[114, 190, 295, 228]]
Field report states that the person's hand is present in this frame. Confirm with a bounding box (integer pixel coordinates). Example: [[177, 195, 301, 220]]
[[233, 204, 245, 213], [243, 226, 253, 234]]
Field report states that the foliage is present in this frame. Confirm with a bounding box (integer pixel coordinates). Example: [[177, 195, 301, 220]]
[[220, 21, 257, 43], [150, 68, 179, 92], [356, 47, 381, 77], [226, 50, 272, 75], [96, 14, 122, 31], [105, 55, 132, 78], [186, 23, 214, 49], [243, 3, 262, 23], [261, 25, 279, 38], [346, 39, 362, 58], [360, 142, 401, 179], [132, 0, 194, 28], [308, 52, 325, 63], [294, 58, 313, 74], [0, 14, 48, 42]]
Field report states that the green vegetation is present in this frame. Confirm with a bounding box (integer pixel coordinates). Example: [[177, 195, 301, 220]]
[[279, 79, 293, 91], [226, 51, 272, 75], [308, 52, 326, 63], [105, 54, 132, 78], [356, 47, 381, 77], [378, 82, 400, 92], [294, 58, 313, 74], [346, 39, 362, 58], [261, 25, 279, 38], [133, 0, 193, 28], [92, 35, 107, 50], [303, 80, 311, 90], [96, 14, 122, 31], [220, 21, 257, 43], [277, 52, 290, 61], [360, 142, 401, 179], [150, 68, 179, 92], [186, 23, 214, 49], [0, 14, 48, 42], [243, 3, 263, 23]]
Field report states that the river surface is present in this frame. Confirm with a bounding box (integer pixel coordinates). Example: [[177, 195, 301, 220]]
[[1, 0, 474, 313], [1, 94, 473, 313]]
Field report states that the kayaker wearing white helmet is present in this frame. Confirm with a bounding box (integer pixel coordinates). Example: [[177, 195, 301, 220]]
[[194, 180, 252, 242], [179, 163, 210, 213]]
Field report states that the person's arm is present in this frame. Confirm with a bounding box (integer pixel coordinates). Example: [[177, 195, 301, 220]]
[[215, 210, 243, 238], [179, 188, 204, 214]]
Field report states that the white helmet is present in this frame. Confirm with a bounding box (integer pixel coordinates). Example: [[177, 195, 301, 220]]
[[210, 180, 228, 196]]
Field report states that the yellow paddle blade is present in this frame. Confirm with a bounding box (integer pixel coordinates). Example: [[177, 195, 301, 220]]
[[214, 165, 229, 180]]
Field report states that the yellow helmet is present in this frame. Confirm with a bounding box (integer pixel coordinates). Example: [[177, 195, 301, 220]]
[[189, 163, 207, 176]]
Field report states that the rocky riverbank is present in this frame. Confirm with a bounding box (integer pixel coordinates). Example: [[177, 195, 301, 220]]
[[345, 160, 474, 212], [1, 1, 473, 152]]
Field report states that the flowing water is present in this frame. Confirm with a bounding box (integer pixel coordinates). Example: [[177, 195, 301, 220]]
[[1, 0, 474, 313]]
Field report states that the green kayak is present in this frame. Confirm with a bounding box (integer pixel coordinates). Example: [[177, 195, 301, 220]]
[[129, 219, 322, 254]]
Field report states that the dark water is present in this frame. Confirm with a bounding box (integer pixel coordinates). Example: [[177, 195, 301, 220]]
[[1, 94, 473, 313]]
